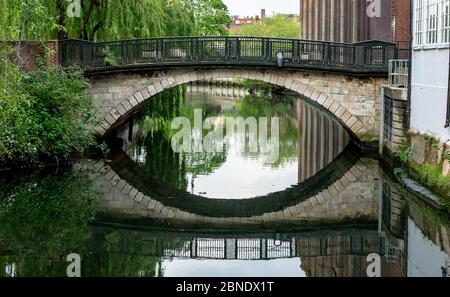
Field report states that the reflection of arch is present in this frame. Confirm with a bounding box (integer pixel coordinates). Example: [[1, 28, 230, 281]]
[[96, 69, 369, 141], [97, 144, 361, 218]]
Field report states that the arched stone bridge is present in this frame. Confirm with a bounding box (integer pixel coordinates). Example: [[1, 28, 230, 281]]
[[59, 37, 397, 144]]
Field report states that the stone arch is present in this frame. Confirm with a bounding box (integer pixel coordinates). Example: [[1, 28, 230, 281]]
[[94, 69, 371, 141], [82, 148, 373, 226]]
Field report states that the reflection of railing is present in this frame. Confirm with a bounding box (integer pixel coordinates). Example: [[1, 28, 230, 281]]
[[388, 59, 409, 88], [92, 228, 385, 260], [58, 37, 396, 74]]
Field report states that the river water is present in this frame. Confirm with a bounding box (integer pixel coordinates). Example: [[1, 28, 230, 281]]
[[0, 84, 449, 277]]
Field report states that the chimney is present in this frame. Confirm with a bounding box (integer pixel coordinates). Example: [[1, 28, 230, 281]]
[[261, 9, 266, 20]]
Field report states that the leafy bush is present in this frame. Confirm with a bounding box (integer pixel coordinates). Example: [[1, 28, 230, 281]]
[[0, 64, 97, 165], [394, 146, 412, 166]]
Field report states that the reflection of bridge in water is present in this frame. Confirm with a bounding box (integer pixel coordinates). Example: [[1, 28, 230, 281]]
[[90, 225, 404, 277], [91, 226, 383, 260], [84, 90, 376, 225]]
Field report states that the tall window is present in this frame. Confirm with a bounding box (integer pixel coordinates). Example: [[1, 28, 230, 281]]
[[426, 0, 439, 44], [443, 0, 450, 42], [447, 49, 450, 128], [416, 0, 425, 45]]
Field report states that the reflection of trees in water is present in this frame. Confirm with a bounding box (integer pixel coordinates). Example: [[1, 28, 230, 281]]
[[132, 89, 228, 191], [81, 231, 161, 277], [0, 170, 99, 276], [141, 129, 189, 190], [128, 89, 302, 191], [233, 95, 299, 169]]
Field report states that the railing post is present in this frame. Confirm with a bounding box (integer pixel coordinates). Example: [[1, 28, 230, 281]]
[[161, 38, 165, 61], [196, 37, 200, 61], [90, 42, 94, 67], [261, 37, 267, 62], [225, 36, 229, 61], [237, 37, 241, 61], [190, 37, 195, 61], [322, 42, 329, 66], [124, 40, 129, 64]]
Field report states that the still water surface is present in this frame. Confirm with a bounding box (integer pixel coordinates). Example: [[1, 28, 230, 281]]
[[0, 84, 448, 277]]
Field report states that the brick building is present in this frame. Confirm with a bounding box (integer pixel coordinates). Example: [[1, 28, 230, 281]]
[[228, 9, 266, 35], [299, 0, 411, 50]]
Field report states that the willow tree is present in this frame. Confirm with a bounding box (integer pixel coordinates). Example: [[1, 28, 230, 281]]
[[41, 0, 194, 40], [0, 0, 231, 41], [0, 0, 56, 40]]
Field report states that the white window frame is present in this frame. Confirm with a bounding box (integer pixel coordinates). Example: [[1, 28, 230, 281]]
[[414, 0, 450, 48], [415, 0, 425, 45], [426, 0, 439, 44], [442, 0, 450, 43]]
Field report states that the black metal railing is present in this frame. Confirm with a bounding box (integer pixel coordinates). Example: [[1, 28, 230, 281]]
[[58, 36, 397, 74]]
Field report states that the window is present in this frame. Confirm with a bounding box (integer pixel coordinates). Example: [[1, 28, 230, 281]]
[[426, 0, 439, 44], [415, 0, 450, 45], [442, 0, 450, 42], [416, 0, 425, 45], [447, 52, 450, 128]]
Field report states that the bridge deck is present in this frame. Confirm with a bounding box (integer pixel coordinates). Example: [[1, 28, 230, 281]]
[[59, 37, 397, 75]]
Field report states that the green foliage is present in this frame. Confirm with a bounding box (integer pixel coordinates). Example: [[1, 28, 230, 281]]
[[0, 0, 57, 40], [394, 146, 412, 166], [193, 0, 231, 36], [411, 163, 450, 203], [0, 0, 231, 41], [102, 46, 117, 66], [0, 61, 97, 164], [237, 14, 300, 38]]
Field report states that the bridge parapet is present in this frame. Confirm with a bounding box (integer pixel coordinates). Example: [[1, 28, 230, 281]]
[[58, 37, 396, 75]]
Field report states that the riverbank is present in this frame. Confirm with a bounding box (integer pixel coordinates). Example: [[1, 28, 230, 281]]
[[382, 130, 450, 210]]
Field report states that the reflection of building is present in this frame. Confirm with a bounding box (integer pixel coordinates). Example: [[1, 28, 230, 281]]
[[187, 82, 248, 99], [298, 232, 380, 277], [297, 100, 350, 182], [299, 0, 411, 54]]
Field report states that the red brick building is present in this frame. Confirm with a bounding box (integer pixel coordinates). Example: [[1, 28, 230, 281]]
[[228, 9, 266, 35], [299, 0, 411, 50]]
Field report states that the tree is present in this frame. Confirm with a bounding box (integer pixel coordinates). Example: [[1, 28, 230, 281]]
[[238, 14, 300, 38], [0, 0, 57, 40], [0, 0, 231, 41], [191, 0, 231, 36]]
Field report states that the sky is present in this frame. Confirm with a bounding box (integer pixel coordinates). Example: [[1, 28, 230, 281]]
[[222, 0, 299, 18]]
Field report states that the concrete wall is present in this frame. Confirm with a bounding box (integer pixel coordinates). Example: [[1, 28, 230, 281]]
[[410, 48, 450, 141]]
